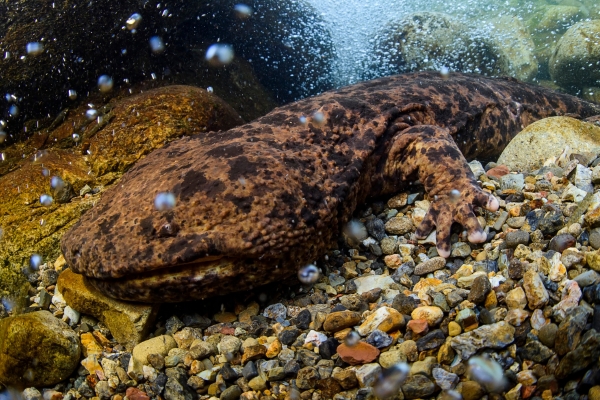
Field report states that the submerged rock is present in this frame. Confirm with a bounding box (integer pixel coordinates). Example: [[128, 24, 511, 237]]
[[0, 311, 80, 387], [498, 117, 600, 171]]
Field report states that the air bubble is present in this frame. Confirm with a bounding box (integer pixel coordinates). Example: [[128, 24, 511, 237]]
[[8, 105, 19, 118], [449, 189, 460, 201], [312, 111, 325, 124], [299, 116, 307, 125], [0, 120, 6, 129], [440, 66, 450, 79], [150, 36, 165, 54], [98, 75, 114, 93], [0, 131, 6, 143], [40, 194, 53, 206], [233, 4, 253, 19], [72, 133, 80, 142], [154, 192, 176, 211], [50, 176, 65, 191], [373, 362, 410, 399], [86, 109, 98, 120], [126, 13, 142, 30], [26, 42, 44, 56], [206, 44, 235, 66], [30, 254, 42, 270], [68, 89, 77, 100], [41, 168, 50, 177], [468, 356, 507, 392], [344, 331, 361, 347], [298, 264, 320, 284], [206, 86, 214, 93]]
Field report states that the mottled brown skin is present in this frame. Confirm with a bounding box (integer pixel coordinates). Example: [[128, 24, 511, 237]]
[[60, 72, 600, 302]]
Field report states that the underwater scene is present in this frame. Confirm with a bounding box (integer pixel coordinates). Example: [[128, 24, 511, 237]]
[[0, 0, 600, 398]]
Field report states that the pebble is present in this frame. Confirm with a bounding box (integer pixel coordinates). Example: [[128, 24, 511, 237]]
[[323, 311, 361, 332], [413, 256, 446, 275], [523, 270, 549, 309], [468, 275, 491, 304], [411, 306, 443, 326], [451, 321, 515, 359], [336, 342, 380, 365], [356, 306, 403, 335]]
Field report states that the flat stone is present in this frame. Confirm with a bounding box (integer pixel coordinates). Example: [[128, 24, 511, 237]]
[[432, 367, 459, 390], [401, 374, 436, 399], [414, 257, 446, 275], [296, 366, 320, 389], [521, 340, 554, 363], [385, 215, 414, 235], [356, 363, 381, 388], [353, 275, 396, 295], [468, 275, 491, 304], [505, 230, 530, 248], [336, 342, 380, 365], [128, 335, 177, 380], [379, 349, 407, 369], [323, 311, 362, 333], [241, 345, 267, 364], [0, 311, 80, 387], [556, 329, 600, 379], [57, 269, 158, 349], [411, 306, 443, 326], [356, 306, 404, 336], [450, 321, 515, 359]]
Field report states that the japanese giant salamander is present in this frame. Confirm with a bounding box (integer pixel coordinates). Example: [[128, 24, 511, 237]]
[[61, 72, 600, 302]]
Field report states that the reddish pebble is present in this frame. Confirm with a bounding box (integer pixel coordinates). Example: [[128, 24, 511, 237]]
[[487, 165, 510, 179], [407, 318, 429, 335], [126, 387, 150, 400], [521, 385, 536, 399], [336, 341, 380, 365]]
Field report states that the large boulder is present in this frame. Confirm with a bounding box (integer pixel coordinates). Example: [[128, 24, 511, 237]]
[[549, 20, 600, 90], [367, 12, 537, 82], [497, 116, 600, 172], [0, 311, 80, 388], [0, 0, 334, 141]]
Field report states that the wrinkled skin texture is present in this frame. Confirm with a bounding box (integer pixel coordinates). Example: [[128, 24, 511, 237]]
[[60, 72, 600, 302]]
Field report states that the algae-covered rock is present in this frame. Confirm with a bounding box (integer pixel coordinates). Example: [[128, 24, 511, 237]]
[[57, 269, 158, 350], [498, 117, 600, 172], [0, 311, 80, 388], [549, 20, 600, 90]]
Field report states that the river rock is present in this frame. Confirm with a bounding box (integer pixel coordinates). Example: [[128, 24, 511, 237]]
[[450, 321, 515, 359], [57, 269, 158, 349], [498, 117, 600, 172], [549, 20, 600, 90], [356, 307, 404, 335], [523, 270, 549, 309], [0, 311, 80, 387], [128, 335, 178, 380]]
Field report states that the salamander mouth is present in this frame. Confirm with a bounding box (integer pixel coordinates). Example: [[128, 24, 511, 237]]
[[85, 256, 298, 303]]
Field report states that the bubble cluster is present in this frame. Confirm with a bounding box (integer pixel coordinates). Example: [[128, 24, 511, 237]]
[[297, 264, 320, 284], [206, 44, 235, 67], [154, 192, 176, 211]]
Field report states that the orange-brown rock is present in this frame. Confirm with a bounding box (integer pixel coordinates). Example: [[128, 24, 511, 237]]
[[336, 342, 380, 365], [242, 345, 267, 364], [323, 311, 362, 332]]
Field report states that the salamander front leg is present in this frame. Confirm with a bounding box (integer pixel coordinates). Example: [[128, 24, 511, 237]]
[[384, 125, 499, 257]]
